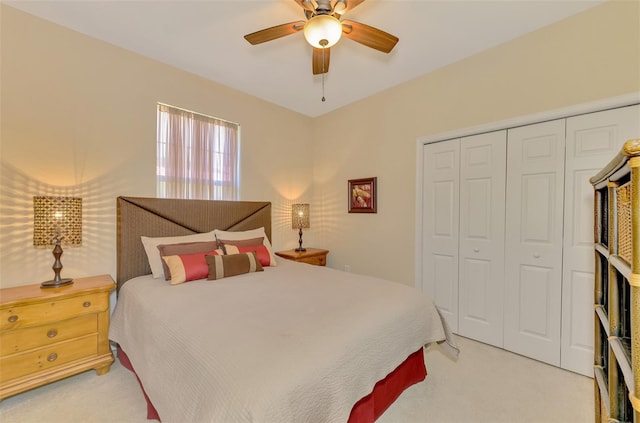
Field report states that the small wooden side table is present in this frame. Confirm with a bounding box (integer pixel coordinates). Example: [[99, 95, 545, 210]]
[[275, 248, 329, 267], [0, 274, 115, 401]]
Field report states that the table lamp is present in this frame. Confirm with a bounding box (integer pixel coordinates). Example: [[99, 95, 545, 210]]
[[33, 196, 82, 288], [291, 204, 310, 252]]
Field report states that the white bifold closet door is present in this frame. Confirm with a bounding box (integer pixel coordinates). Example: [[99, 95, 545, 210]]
[[458, 131, 506, 347], [422, 132, 506, 346], [421, 103, 639, 375], [504, 119, 566, 367], [561, 104, 640, 375], [422, 139, 460, 331]]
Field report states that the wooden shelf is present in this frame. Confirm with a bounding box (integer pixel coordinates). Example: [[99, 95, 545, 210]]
[[596, 306, 610, 337], [595, 365, 610, 416], [590, 138, 639, 423], [595, 243, 609, 258], [610, 255, 632, 279], [610, 337, 633, 391]]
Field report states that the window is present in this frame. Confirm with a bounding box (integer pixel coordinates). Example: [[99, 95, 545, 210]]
[[157, 103, 239, 200]]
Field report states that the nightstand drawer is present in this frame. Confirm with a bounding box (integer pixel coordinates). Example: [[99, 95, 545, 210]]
[[0, 314, 97, 355], [298, 255, 326, 266], [1, 293, 107, 331], [0, 334, 98, 382]]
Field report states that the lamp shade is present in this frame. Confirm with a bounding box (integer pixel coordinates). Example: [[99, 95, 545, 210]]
[[291, 204, 310, 229], [303, 15, 342, 48], [33, 196, 82, 246]]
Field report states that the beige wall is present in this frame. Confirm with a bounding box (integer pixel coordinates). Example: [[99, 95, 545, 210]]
[[312, 0, 640, 285], [0, 5, 314, 288], [1, 1, 639, 289]]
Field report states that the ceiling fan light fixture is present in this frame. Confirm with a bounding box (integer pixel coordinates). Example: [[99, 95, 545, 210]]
[[303, 15, 342, 48]]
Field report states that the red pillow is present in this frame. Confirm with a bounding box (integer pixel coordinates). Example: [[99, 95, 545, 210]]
[[222, 244, 272, 267], [157, 241, 220, 280], [162, 250, 222, 285]]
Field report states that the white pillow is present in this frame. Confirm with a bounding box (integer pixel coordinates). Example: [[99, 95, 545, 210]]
[[141, 231, 216, 278], [214, 227, 277, 266]]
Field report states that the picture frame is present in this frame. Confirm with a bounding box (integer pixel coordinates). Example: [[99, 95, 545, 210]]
[[348, 177, 377, 213]]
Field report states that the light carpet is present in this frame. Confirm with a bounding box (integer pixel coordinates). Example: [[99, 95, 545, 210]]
[[0, 336, 593, 423]]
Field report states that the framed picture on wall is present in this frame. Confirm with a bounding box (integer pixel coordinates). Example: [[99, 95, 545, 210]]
[[348, 177, 377, 213]]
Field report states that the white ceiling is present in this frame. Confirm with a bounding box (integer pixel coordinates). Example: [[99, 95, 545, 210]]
[[6, 0, 605, 118]]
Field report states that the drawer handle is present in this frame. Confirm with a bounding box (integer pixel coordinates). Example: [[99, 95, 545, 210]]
[[83, 301, 91, 308], [47, 353, 58, 362], [8, 315, 18, 323], [47, 329, 58, 338]]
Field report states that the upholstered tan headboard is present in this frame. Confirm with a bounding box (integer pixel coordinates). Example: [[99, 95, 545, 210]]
[[116, 196, 272, 291]]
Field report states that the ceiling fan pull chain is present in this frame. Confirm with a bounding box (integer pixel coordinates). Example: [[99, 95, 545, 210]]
[[321, 42, 327, 102]]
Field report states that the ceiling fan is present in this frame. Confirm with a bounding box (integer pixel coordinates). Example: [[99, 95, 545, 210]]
[[244, 0, 399, 75]]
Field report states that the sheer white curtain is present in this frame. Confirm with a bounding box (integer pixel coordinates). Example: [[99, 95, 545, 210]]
[[157, 104, 239, 200]]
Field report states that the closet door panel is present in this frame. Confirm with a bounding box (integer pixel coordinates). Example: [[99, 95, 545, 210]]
[[518, 264, 553, 337], [432, 254, 457, 320], [504, 119, 566, 366], [562, 104, 640, 376], [422, 140, 460, 331], [458, 131, 506, 347], [521, 173, 556, 241]]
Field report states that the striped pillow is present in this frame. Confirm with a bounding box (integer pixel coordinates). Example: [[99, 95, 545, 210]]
[[162, 249, 222, 285], [158, 241, 220, 280], [205, 252, 263, 280], [221, 244, 272, 267]]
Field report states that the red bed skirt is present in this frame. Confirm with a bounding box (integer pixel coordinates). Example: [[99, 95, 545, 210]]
[[118, 347, 161, 421], [118, 346, 426, 423], [348, 348, 426, 423]]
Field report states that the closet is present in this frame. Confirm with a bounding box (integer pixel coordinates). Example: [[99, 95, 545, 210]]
[[420, 103, 639, 376]]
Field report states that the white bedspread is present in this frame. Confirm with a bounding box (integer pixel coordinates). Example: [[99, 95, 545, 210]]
[[109, 259, 457, 423]]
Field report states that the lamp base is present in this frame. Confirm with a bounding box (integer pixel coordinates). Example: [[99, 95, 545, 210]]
[[40, 278, 74, 289], [295, 247, 307, 252]]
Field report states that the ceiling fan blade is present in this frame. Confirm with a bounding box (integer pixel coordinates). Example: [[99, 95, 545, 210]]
[[294, 0, 317, 13], [341, 19, 398, 53], [244, 21, 305, 45], [335, 0, 365, 15], [312, 47, 331, 75]]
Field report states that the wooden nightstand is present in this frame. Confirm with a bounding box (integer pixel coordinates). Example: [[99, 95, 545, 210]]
[[275, 248, 329, 266], [0, 274, 115, 401]]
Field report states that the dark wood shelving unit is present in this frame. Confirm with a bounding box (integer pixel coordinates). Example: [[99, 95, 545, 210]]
[[591, 139, 639, 423]]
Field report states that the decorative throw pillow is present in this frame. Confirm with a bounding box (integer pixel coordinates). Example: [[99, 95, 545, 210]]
[[205, 252, 263, 280], [157, 241, 220, 280], [162, 250, 222, 285], [216, 236, 264, 250], [221, 243, 272, 267], [141, 231, 216, 278], [213, 228, 277, 266]]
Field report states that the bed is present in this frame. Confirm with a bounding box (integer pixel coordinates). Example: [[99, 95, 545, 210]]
[[109, 196, 457, 423]]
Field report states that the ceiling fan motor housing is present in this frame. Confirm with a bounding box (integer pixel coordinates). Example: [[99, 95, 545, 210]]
[[315, 1, 332, 15]]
